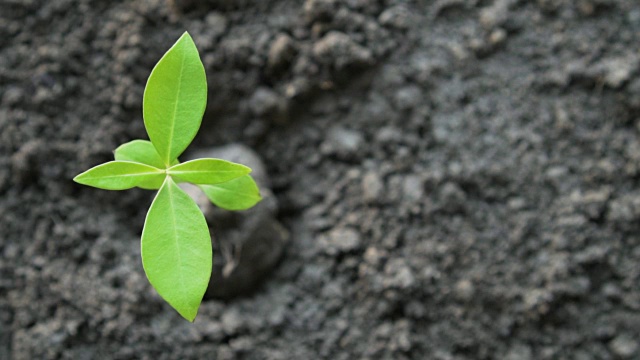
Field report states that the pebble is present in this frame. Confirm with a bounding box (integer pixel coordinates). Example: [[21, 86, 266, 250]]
[[378, 5, 412, 29], [321, 126, 364, 159], [248, 87, 282, 118], [394, 85, 423, 111], [313, 31, 373, 69], [454, 279, 475, 302], [268, 33, 297, 71], [439, 182, 466, 212], [205, 12, 228, 39], [403, 175, 424, 202], [609, 334, 638, 358], [362, 171, 384, 203], [383, 259, 416, 290], [596, 56, 639, 89], [479, 0, 511, 29], [304, 0, 338, 23], [321, 227, 362, 255], [375, 126, 403, 143], [505, 344, 533, 360]]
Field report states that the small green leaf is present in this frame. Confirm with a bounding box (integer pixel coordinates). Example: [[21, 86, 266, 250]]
[[141, 177, 212, 322], [73, 161, 165, 190], [167, 158, 251, 185], [199, 175, 262, 211], [115, 140, 170, 169], [143, 32, 207, 166], [114, 140, 179, 189]]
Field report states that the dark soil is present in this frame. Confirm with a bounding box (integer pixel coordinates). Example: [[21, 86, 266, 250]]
[[2, 0, 640, 359]]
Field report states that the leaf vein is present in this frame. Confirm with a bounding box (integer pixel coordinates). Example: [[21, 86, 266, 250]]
[[165, 42, 187, 165], [167, 182, 186, 304]]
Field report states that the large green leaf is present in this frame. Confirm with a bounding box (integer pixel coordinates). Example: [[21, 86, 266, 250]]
[[143, 32, 207, 166], [141, 177, 212, 322], [199, 175, 262, 211], [114, 140, 179, 189], [167, 158, 251, 185], [73, 161, 165, 190]]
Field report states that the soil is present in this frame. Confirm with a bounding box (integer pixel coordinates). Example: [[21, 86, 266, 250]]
[[2, 0, 640, 359]]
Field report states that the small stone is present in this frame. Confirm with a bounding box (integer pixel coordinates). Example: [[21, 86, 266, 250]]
[[546, 166, 568, 179], [508, 197, 526, 210], [403, 175, 424, 202], [11, 139, 43, 184], [313, 31, 373, 69], [221, 309, 243, 335], [391, 319, 412, 351], [362, 171, 384, 203], [243, 119, 269, 140], [479, 0, 510, 29], [488, 28, 507, 46], [2, 86, 23, 105], [609, 334, 638, 358], [383, 259, 415, 290], [596, 56, 639, 89], [363, 247, 385, 266], [321, 126, 364, 159], [321, 227, 362, 255], [304, 0, 337, 23], [454, 279, 475, 302], [375, 126, 403, 143], [607, 192, 640, 224], [379, 5, 412, 29], [505, 344, 533, 360], [248, 87, 281, 118], [438, 182, 466, 212], [602, 283, 622, 299], [574, 245, 609, 265], [268, 34, 297, 71], [205, 12, 228, 38], [393, 85, 423, 111], [284, 77, 311, 99]]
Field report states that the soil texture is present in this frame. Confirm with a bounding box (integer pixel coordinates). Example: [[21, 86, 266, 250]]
[[2, 0, 640, 359]]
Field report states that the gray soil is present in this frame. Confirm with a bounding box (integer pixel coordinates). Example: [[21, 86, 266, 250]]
[[2, 0, 640, 359]]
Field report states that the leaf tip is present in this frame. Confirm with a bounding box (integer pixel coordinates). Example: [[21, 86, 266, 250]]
[[73, 172, 85, 184], [180, 310, 197, 322], [174, 297, 202, 322], [179, 31, 195, 45]]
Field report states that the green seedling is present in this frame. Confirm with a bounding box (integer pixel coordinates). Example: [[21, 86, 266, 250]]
[[74, 32, 262, 322]]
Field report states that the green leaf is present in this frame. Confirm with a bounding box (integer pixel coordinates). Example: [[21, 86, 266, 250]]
[[73, 161, 165, 190], [143, 32, 207, 166], [199, 175, 262, 211], [141, 177, 212, 322], [114, 140, 179, 189], [167, 158, 251, 185], [115, 139, 170, 169]]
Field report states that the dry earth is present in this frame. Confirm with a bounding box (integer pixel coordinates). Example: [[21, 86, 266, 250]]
[[2, 0, 640, 359]]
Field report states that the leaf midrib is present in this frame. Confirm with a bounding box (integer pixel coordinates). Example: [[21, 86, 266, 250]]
[[201, 184, 259, 199], [82, 171, 162, 180], [165, 41, 187, 166], [167, 180, 187, 306], [168, 169, 242, 176]]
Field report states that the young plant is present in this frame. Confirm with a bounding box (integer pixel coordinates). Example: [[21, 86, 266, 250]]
[[74, 32, 262, 322]]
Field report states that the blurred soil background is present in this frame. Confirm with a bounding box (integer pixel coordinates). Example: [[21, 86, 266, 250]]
[[1, 0, 640, 359]]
